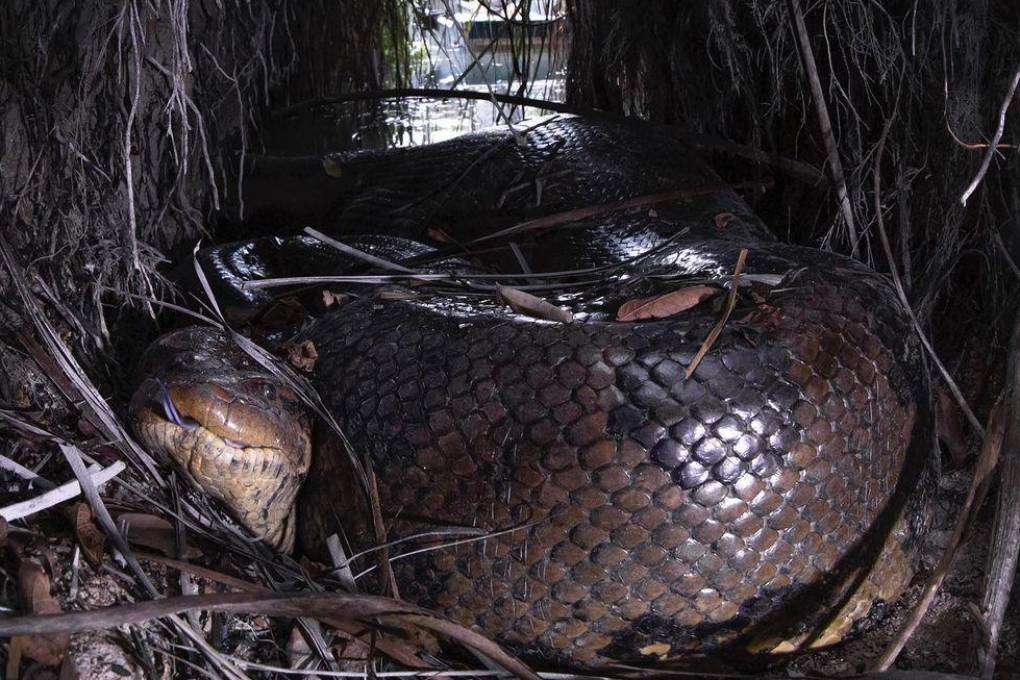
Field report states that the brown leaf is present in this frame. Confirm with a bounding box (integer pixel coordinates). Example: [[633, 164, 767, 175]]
[[714, 212, 738, 230], [16, 559, 68, 666], [5, 636, 22, 680], [72, 503, 105, 568], [321, 290, 348, 308], [286, 340, 318, 373], [58, 655, 81, 680], [117, 513, 202, 559], [616, 285, 720, 322], [287, 625, 315, 669], [321, 156, 344, 178], [497, 286, 573, 323], [427, 227, 455, 243]]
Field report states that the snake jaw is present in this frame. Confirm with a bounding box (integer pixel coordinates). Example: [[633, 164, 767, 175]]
[[129, 328, 312, 552]]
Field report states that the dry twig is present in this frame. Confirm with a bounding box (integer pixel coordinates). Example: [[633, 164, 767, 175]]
[[686, 248, 748, 379], [0, 461, 125, 523], [959, 63, 1020, 207], [977, 314, 1020, 678], [0, 591, 539, 680], [788, 0, 860, 256], [871, 400, 1006, 671], [473, 182, 765, 243]]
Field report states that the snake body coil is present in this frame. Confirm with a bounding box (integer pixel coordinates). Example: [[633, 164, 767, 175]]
[[132, 116, 932, 666]]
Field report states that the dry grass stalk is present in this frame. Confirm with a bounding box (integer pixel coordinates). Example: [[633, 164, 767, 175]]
[[958, 62, 1020, 207], [0, 591, 539, 680], [0, 460, 125, 523], [475, 182, 763, 243], [685, 248, 748, 379]]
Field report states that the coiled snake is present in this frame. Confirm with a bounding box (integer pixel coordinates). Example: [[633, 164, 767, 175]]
[[130, 116, 932, 666]]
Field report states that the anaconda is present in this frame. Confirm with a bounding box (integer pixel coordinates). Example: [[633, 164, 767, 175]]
[[130, 115, 933, 667]]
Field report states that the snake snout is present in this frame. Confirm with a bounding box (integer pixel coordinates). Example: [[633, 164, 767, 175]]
[[129, 327, 312, 551]]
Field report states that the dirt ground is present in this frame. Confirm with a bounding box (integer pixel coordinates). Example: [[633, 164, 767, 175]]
[[787, 468, 1019, 678]]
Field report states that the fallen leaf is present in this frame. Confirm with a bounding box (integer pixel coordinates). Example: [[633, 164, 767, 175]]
[[427, 227, 455, 243], [714, 212, 737, 230], [286, 340, 319, 373], [15, 559, 68, 666], [616, 285, 720, 322], [117, 513, 202, 559], [59, 654, 82, 679], [287, 624, 315, 670], [321, 156, 344, 178], [639, 641, 671, 657], [322, 290, 348, 308], [5, 636, 22, 680], [72, 503, 105, 568], [497, 286, 573, 323]]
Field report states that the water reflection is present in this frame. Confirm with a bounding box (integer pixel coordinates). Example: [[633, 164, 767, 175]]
[[414, 0, 565, 95], [262, 97, 562, 156], [264, 1, 567, 155]]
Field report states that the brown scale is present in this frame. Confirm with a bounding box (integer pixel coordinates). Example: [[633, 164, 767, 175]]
[[293, 271, 925, 666], [132, 118, 931, 668]]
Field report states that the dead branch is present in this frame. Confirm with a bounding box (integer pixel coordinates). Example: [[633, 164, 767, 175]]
[[473, 181, 768, 243], [959, 63, 1020, 206], [686, 249, 748, 379], [788, 0, 860, 256], [0, 591, 540, 680], [977, 314, 1020, 678], [868, 95, 986, 437], [872, 400, 1005, 671], [0, 461, 125, 523]]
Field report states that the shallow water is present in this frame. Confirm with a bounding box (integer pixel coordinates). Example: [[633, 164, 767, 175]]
[[263, 89, 565, 157]]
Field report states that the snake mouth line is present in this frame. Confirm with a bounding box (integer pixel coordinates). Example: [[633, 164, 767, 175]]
[[129, 328, 315, 551], [156, 379, 257, 451], [132, 378, 305, 485], [131, 380, 312, 551]]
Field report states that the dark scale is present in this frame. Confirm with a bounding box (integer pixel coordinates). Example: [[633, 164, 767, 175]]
[[137, 116, 932, 667]]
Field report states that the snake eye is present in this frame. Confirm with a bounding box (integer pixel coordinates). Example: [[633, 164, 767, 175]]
[[243, 379, 279, 402]]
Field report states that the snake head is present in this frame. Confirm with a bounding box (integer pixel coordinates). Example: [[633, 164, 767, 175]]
[[129, 327, 312, 552]]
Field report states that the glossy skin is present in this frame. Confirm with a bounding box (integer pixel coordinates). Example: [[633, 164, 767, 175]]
[[131, 328, 312, 550], [132, 116, 932, 667]]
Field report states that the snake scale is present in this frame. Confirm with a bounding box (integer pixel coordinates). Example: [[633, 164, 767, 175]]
[[130, 115, 933, 667]]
